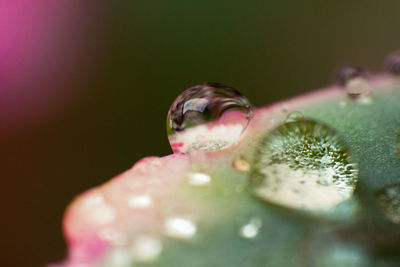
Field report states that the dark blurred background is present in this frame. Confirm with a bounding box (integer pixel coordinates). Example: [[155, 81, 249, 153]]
[[1, 1, 400, 266]]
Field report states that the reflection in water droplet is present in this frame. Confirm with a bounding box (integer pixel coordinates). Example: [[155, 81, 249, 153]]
[[131, 235, 163, 262], [188, 172, 211, 186], [163, 217, 197, 239], [239, 217, 262, 239], [167, 82, 253, 153], [250, 119, 358, 211], [384, 50, 400, 75], [376, 184, 400, 224], [336, 67, 371, 103], [285, 111, 304, 122]]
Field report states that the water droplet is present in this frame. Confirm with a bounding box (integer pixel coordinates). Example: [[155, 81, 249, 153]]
[[80, 192, 116, 225], [167, 82, 253, 153], [163, 217, 197, 239], [131, 235, 163, 262], [188, 172, 211, 186], [99, 228, 127, 245], [384, 50, 400, 75], [128, 195, 152, 209], [285, 111, 304, 122], [233, 157, 251, 172], [103, 248, 134, 267], [250, 119, 358, 211], [376, 184, 400, 224], [336, 67, 371, 103], [239, 217, 262, 239]]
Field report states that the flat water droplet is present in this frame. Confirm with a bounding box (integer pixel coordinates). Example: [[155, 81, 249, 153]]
[[250, 119, 358, 211], [285, 111, 304, 122], [336, 67, 371, 103], [163, 217, 197, 239], [167, 82, 253, 153], [233, 157, 251, 172], [376, 184, 400, 224], [131, 235, 163, 262], [239, 217, 262, 239], [384, 50, 400, 75], [188, 172, 211, 186]]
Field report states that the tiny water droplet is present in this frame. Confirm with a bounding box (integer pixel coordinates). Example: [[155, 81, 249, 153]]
[[376, 184, 400, 224], [188, 172, 211, 186], [127, 194, 152, 209], [239, 217, 262, 239], [167, 83, 253, 153], [80, 192, 116, 226], [163, 217, 197, 239], [285, 111, 304, 122], [131, 235, 163, 262], [384, 50, 400, 75], [336, 67, 371, 103], [250, 119, 358, 211], [103, 248, 133, 267], [233, 157, 251, 172]]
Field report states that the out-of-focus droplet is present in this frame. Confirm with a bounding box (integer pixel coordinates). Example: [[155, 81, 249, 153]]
[[167, 82, 253, 153], [131, 235, 163, 262], [285, 111, 304, 122], [102, 248, 134, 267], [384, 50, 400, 75], [250, 119, 358, 211], [188, 172, 211, 186], [376, 184, 400, 224], [80, 192, 116, 226], [336, 67, 371, 103], [127, 195, 152, 209], [233, 157, 251, 172], [239, 217, 262, 239], [163, 217, 197, 239]]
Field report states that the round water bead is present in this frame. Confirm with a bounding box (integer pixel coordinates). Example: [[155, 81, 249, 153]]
[[250, 119, 358, 211], [384, 50, 400, 75], [167, 82, 253, 153], [376, 184, 400, 224], [336, 67, 371, 103]]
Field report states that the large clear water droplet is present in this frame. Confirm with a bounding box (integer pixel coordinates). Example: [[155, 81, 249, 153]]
[[250, 119, 358, 211], [167, 82, 253, 153], [336, 67, 371, 103], [376, 184, 400, 224], [384, 50, 400, 75]]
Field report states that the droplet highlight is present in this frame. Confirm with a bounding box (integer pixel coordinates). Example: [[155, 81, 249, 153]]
[[384, 50, 400, 75], [239, 217, 262, 239], [167, 82, 253, 153], [188, 172, 211, 186], [130, 235, 163, 262], [250, 119, 358, 211], [376, 184, 400, 224], [128, 194, 152, 209], [336, 67, 371, 103], [163, 217, 197, 240]]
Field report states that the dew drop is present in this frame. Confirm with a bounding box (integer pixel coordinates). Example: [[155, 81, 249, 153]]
[[376, 184, 400, 224], [130, 235, 163, 262], [163, 217, 197, 239], [167, 82, 253, 153], [80, 192, 116, 226], [239, 217, 262, 239], [336, 67, 371, 103], [188, 172, 211, 186], [250, 119, 358, 211], [285, 111, 304, 122], [233, 157, 251, 172], [102, 248, 134, 267], [384, 50, 400, 75]]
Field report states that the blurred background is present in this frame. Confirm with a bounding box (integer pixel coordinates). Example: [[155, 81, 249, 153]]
[[1, 1, 400, 266]]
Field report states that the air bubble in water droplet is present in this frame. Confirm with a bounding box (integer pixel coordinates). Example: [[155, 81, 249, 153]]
[[336, 67, 371, 103], [250, 119, 358, 211], [376, 184, 400, 224], [384, 50, 400, 75], [167, 82, 253, 153], [285, 111, 304, 122]]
